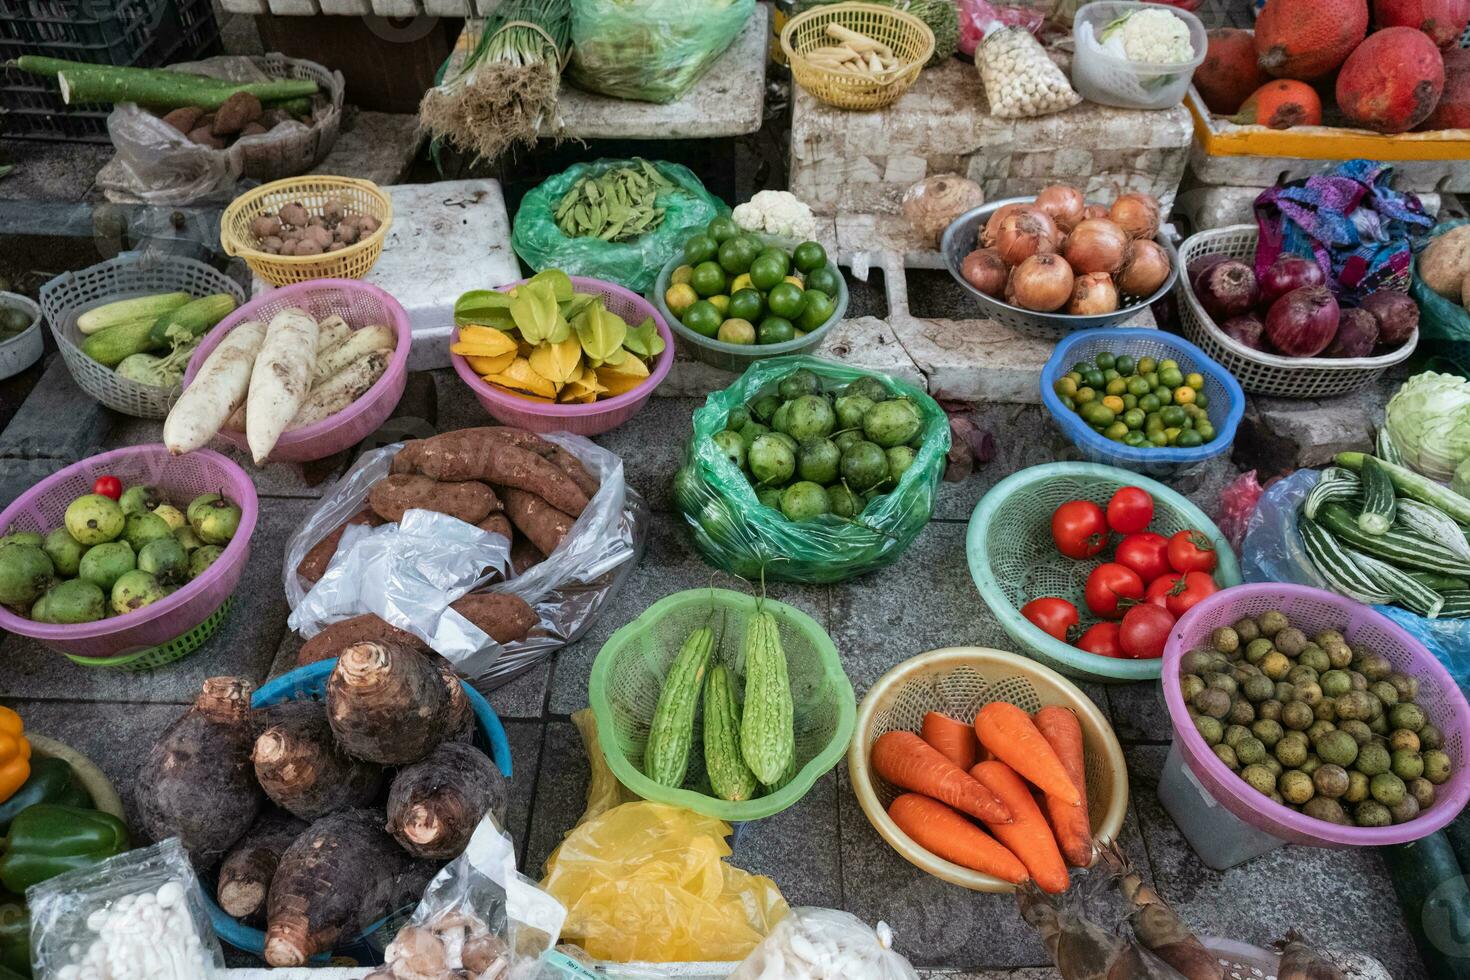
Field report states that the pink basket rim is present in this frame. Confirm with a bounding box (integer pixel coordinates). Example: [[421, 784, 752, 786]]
[[0, 445, 259, 642], [181, 279, 412, 448], [1162, 582, 1470, 846], [449, 275, 674, 418]]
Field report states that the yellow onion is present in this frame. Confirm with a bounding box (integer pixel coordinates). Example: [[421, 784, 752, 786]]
[[1118, 239, 1172, 297], [981, 203, 1026, 248], [1007, 253, 1075, 312], [1033, 184, 1085, 232], [1061, 219, 1129, 275], [995, 209, 1060, 266], [1067, 272, 1120, 315], [961, 248, 1008, 297], [1110, 192, 1162, 240]]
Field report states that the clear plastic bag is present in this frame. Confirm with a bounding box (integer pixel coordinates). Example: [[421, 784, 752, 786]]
[[977, 27, 1081, 118], [729, 908, 919, 980], [958, 0, 1045, 57], [673, 356, 950, 584], [30, 838, 225, 980], [283, 433, 648, 689], [568, 0, 755, 104], [512, 159, 729, 294], [1240, 470, 1470, 686]]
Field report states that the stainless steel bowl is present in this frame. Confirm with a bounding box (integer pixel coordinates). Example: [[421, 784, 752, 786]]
[[939, 198, 1180, 334]]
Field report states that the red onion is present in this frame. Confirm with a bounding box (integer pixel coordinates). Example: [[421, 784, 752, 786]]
[[981, 203, 1026, 248], [1109, 193, 1161, 240], [1266, 286, 1340, 357], [1220, 312, 1266, 349], [1259, 254, 1326, 307], [1197, 260, 1260, 321], [1323, 307, 1379, 358], [996, 209, 1060, 266], [1118, 239, 1172, 297], [1067, 273, 1120, 315], [961, 248, 1008, 297], [1359, 290, 1419, 347], [1034, 185, 1085, 232], [1061, 219, 1128, 275], [1188, 252, 1230, 293], [1007, 254, 1074, 312]]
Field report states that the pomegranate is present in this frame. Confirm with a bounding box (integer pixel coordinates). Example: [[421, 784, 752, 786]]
[[1337, 27, 1446, 133]]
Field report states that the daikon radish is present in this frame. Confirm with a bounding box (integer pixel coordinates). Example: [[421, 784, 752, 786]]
[[163, 320, 266, 455], [247, 308, 318, 465], [313, 324, 393, 384], [288, 349, 390, 430], [315, 314, 351, 353]]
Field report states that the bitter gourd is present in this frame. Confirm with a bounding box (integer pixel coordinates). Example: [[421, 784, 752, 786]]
[[703, 663, 758, 802], [643, 626, 715, 788], [739, 609, 795, 785]]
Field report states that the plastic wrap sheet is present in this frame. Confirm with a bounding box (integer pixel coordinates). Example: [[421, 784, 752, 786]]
[[568, 0, 755, 104], [729, 908, 919, 980]]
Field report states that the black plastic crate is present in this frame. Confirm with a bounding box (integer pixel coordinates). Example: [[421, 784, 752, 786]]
[[0, 0, 221, 143]]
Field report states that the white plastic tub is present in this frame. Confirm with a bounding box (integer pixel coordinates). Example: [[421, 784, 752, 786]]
[[0, 292, 43, 381], [1071, 1, 1206, 110], [1157, 741, 1287, 870]]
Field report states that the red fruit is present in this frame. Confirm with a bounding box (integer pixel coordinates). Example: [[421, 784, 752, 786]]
[[1076, 622, 1124, 658], [92, 476, 122, 500], [1230, 80, 1324, 129], [1337, 27, 1446, 133], [1254, 0, 1368, 79], [1119, 604, 1176, 659], [1423, 48, 1470, 129], [1195, 28, 1272, 114], [1106, 486, 1154, 534], [1084, 563, 1146, 620], [1051, 500, 1110, 560], [1115, 532, 1173, 583], [1167, 530, 1219, 574], [1022, 597, 1081, 641], [1165, 571, 1220, 618], [1145, 572, 1184, 609], [1373, 0, 1469, 47]]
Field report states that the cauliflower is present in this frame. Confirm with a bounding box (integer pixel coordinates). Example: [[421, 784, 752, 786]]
[[1099, 8, 1194, 64], [731, 190, 818, 241]]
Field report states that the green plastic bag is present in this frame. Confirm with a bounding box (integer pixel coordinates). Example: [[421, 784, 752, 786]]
[[568, 0, 756, 104], [674, 355, 951, 584], [1412, 220, 1470, 377], [512, 158, 729, 294]]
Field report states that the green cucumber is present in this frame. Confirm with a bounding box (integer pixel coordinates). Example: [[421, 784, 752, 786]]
[[1298, 514, 1394, 604], [703, 662, 758, 802], [76, 292, 189, 336], [643, 626, 715, 789], [80, 317, 164, 367], [1382, 832, 1470, 979], [1407, 571, 1470, 592], [1318, 504, 1470, 577], [1438, 591, 1470, 619], [1358, 455, 1397, 535], [1396, 499, 1470, 562], [1377, 426, 1403, 466], [1337, 451, 1470, 525], [738, 609, 795, 786], [1303, 467, 1360, 520], [147, 293, 237, 347], [1354, 551, 1445, 618], [56, 67, 317, 111]]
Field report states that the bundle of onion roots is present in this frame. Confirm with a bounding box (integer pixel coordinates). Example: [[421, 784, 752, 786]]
[[420, 0, 572, 160]]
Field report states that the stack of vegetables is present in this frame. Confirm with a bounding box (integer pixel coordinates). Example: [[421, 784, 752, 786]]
[[77, 292, 236, 390]]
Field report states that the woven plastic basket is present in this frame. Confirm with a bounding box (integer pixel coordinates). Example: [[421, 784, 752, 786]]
[[1163, 583, 1470, 847], [450, 276, 674, 437], [1040, 327, 1245, 476], [1176, 225, 1418, 398], [220, 176, 392, 287], [60, 598, 234, 672], [182, 279, 410, 464], [206, 659, 513, 958], [966, 462, 1242, 683], [0, 445, 257, 661], [27, 733, 126, 821], [0, 292, 43, 381], [38, 253, 247, 419], [782, 2, 934, 110], [589, 588, 856, 822], [849, 646, 1128, 892]]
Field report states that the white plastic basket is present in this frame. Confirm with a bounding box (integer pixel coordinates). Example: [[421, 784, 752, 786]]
[[39, 253, 247, 419], [1176, 225, 1418, 398], [0, 293, 43, 381], [1071, 1, 1206, 110]]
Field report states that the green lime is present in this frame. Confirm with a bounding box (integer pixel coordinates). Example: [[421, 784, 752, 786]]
[[728, 288, 765, 323], [1123, 408, 1146, 429], [1083, 370, 1105, 390], [1177, 428, 1204, 448], [1115, 354, 1136, 375], [718, 236, 761, 276], [717, 318, 756, 345], [793, 241, 828, 274], [1195, 391, 1210, 409], [707, 216, 739, 243], [1138, 394, 1161, 413], [1095, 352, 1116, 371], [1081, 403, 1115, 427], [1126, 376, 1151, 397], [749, 253, 787, 292], [797, 289, 836, 331], [805, 264, 842, 297], [767, 282, 806, 320], [1161, 405, 1187, 428], [758, 316, 796, 344], [1160, 366, 1184, 389], [682, 300, 723, 338], [1123, 430, 1148, 447], [683, 234, 717, 265], [757, 248, 791, 279], [691, 261, 727, 298]]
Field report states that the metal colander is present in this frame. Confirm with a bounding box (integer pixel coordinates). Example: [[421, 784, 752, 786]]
[[589, 588, 855, 822], [967, 462, 1242, 683]]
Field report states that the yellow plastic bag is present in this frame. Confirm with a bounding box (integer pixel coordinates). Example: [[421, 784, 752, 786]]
[[540, 802, 789, 962], [570, 708, 636, 828]]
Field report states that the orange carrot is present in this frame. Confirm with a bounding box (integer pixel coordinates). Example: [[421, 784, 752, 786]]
[[969, 761, 1069, 894], [1033, 705, 1094, 867], [871, 731, 1011, 824], [921, 712, 980, 771], [974, 702, 1082, 807], [887, 793, 1028, 884]]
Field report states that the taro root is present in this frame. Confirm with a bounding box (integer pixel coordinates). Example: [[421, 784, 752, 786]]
[[216, 810, 308, 922], [385, 741, 509, 859], [252, 701, 383, 820], [326, 642, 453, 765]]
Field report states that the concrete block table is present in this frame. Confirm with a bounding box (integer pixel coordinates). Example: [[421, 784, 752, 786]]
[[220, 0, 501, 13]]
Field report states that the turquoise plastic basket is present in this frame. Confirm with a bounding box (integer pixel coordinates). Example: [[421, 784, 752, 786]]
[[966, 462, 1243, 683]]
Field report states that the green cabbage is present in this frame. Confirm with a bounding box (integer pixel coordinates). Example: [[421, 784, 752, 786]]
[[1456, 457, 1470, 499], [1385, 371, 1470, 482]]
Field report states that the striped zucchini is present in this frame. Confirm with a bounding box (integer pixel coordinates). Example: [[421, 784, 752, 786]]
[[1304, 467, 1361, 520], [1317, 505, 1470, 577], [1336, 452, 1470, 526], [1377, 427, 1403, 466], [1437, 591, 1470, 619], [1299, 514, 1394, 604], [1407, 571, 1470, 592], [1358, 455, 1397, 535], [739, 609, 795, 786], [644, 626, 715, 788], [703, 663, 758, 802], [1354, 551, 1445, 618], [1396, 499, 1470, 562]]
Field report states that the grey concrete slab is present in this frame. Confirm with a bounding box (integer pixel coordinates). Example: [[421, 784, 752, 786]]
[[502, 719, 544, 868], [731, 770, 843, 910], [311, 110, 422, 188], [0, 141, 114, 204], [0, 456, 64, 510], [591, 396, 694, 515], [1127, 743, 1427, 980], [0, 496, 312, 703], [931, 402, 1078, 522], [522, 720, 585, 879], [484, 659, 550, 720], [1106, 681, 1172, 744], [0, 357, 114, 462]]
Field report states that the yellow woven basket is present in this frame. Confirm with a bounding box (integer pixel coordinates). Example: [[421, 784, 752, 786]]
[[220, 175, 392, 287], [849, 646, 1129, 892], [782, 2, 934, 111]]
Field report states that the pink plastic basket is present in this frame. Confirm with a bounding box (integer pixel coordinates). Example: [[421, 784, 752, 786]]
[[182, 279, 411, 464], [449, 276, 674, 437], [0, 445, 258, 660], [1163, 583, 1470, 847]]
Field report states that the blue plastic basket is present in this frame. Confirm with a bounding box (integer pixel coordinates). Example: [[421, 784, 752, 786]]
[[1040, 328, 1244, 477], [206, 660, 513, 961]]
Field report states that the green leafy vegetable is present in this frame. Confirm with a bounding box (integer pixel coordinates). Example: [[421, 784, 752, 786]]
[[1385, 371, 1470, 482]]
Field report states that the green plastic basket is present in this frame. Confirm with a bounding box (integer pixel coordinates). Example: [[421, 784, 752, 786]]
[[966, 463, 1242, 683], [590, 588, 855, 821], [61, 597, 234, 672]]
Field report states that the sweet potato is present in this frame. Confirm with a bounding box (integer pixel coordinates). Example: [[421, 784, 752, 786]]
[[392, 428, 555, 475], [162, 105, 204, 133], [327, 642, 452, 764], [213, 91, 262, 136], [477, 512, 513, 541], [391, 430, 588, 516], [549, 447, 600, 498], [265, 808, 435, 967], [452, 592, 537, 645], [385, 742, 509, 859], [137, 677, 265, 868], [297, 507, 383, 585], [503, 488, 574, 556], [511, 534, 544, 576], [367, 474, 497, 525], [297, 613, 427, 667], [253, 702, 383, 820], [217, 810, 308, 921]]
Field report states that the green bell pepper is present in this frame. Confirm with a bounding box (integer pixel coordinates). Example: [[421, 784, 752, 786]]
[[0, 759, 88, 835], [0, 805, 128, 894], [0, 903, 28, 978]]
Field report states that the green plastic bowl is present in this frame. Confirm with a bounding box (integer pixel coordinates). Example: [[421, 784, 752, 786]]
[[966, 462, 1243, 683], [590, 588, 855, 821]]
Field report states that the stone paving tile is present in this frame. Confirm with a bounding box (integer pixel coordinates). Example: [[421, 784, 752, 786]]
[[523, 720, 585, 879], [731, 771, 843, 910], [482, 659, 551, 720], [931, 405, 1083, 523], [1106, 681, 1172, 744], [0, 456, 63, 510], [0, 358, 113, 462], [502, 719, 545, 868], [0, 497, 312, 703], [1127, 743, 1427, 980], [593, 396, 695, 515]]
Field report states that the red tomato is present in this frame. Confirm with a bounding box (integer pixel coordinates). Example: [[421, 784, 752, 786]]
[[1144, 572, 1183, 609], [1106, 486, 1154, 534], [92, 476, 122, 500], [1075, 622, 1124, 658], [1021, 597, 1080, 641], [1166, 571, 1219, 619], [1168, 530, 1218, 574], [1051, 500, 1109, 560], [1114, 532, 1172, 583], [1083, 563, 1145, 620], [1119, 604, 1175, 659]]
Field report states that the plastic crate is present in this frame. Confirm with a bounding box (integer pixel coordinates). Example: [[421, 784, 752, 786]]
[[0, 0, 221, 143]]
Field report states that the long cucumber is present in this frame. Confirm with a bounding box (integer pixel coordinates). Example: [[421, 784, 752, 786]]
[[1318, 504, 1470, 577], [1438, 591, 1470, 619], [1377, 426, 1404, 466], [1336, 451, 1470, 525], [1304, 467, 1360, 520], [1358, 455, 1397, 535], [1407, 570, 1470, 592], [1299, 514, 1394, 604], [57, 68, 317, 111], [1354, 551, 1445, 618], [13, 56, 238, 87], [76, 292, 189, 336], [1396, 499, 1470, 562]]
